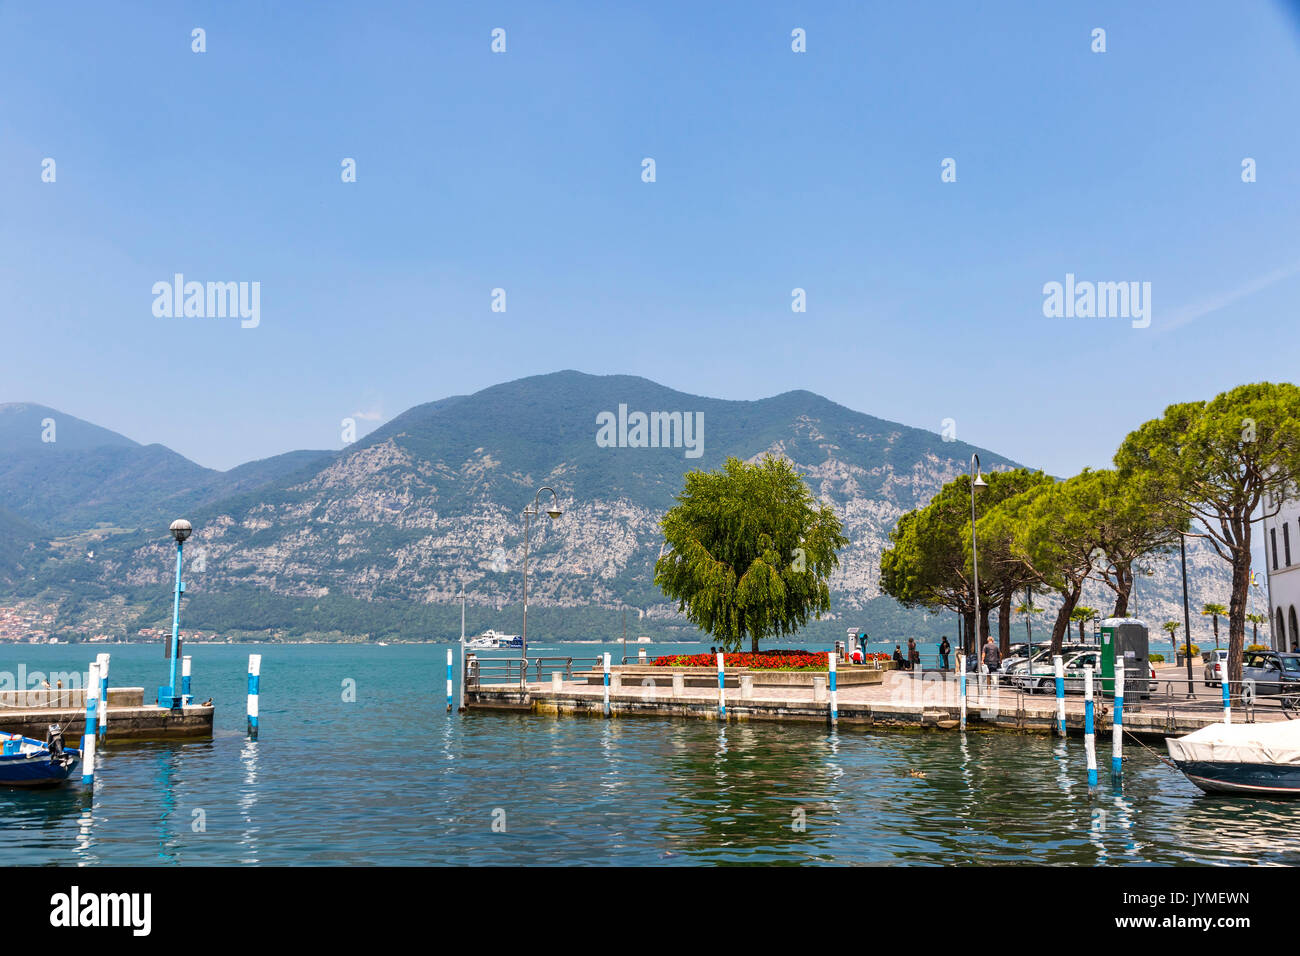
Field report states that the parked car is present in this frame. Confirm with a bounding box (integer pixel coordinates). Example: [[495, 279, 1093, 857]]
[[999, 642, 1053, 675], [1203, 648, 1228, 687], [1012, 648, 1097, 692], [1241, 651, 1300, 714], [1004, 643, 1098, 677]]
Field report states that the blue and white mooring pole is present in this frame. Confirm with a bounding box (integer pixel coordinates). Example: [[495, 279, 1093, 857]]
[[957, 651, 967, 731], [246, 654, 261, 739], [1054, 654, 1066, 737], [181, 655, 192, 700], [716, 651, 726, 719], [828, 652, 838, 726], [446, 648, 453, 713], [1084, 665, 1097, 787], [1222, 665, 1232, 725], [97, 652, 110, 741], [161, 519, 192, 708], [602, 652, 611, 718], [1111, 657, 1125, 781], [81, 661, 100, 786]]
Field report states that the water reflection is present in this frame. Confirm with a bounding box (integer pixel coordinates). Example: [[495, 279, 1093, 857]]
[[239, 739, 259, 865]]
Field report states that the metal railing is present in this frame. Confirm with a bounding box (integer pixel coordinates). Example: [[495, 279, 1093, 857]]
[[464, 654, 606, 689], [464, 656, 528, 689]]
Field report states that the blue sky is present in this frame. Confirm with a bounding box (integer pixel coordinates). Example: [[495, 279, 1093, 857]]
[[2, 1, 1299, 473]]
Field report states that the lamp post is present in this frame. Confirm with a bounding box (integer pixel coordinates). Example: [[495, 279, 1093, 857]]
[[521, 487, 563, 663], [164, 519, 192, 709], [969, 454, 988, 664], [1180, 532, 1195, 699]]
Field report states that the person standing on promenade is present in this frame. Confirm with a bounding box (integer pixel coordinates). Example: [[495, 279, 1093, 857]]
[[907, 637, 921, 672], [939, 636, 951, 671], [982, 635, 1001, 674], [893, 645, 906, 669]]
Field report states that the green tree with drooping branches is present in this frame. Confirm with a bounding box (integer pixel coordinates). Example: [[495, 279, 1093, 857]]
[[654, 455, 848, 653]]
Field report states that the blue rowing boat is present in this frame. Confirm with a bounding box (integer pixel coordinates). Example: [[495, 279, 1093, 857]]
[[0, 728, 81, 788]]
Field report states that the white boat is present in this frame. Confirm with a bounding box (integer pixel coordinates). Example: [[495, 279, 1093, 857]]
[[1167, 720, 1300, 796], [464, 629, 522, 650]]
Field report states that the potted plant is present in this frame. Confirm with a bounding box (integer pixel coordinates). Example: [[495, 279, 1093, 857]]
[[1176, 643, 1200, 667]]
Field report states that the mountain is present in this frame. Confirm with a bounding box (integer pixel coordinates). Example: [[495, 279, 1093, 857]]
[[0, 372, 1238, 645], [0, 506, 50, 585], [0, 402, 333, 534]]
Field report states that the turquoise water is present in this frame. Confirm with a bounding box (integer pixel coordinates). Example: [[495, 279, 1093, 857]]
[[2, 642, 1297, 866]]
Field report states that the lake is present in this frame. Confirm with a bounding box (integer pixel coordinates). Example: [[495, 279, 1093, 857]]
[[2, 642, 1295, 866]]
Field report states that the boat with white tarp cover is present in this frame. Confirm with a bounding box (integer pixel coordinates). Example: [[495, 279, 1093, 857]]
[[1167, 720, 1300, 795]]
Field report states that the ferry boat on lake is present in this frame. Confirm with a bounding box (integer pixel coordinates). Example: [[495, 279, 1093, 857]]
[[464, 629, 523, 650]]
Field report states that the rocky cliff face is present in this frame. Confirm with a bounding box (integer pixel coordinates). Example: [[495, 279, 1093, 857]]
[[3, 372, 1241, 644]]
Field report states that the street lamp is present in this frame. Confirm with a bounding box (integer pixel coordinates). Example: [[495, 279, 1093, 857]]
[[162, 519, 192, 709], [970, 454, 988, 666], [522, 487, 563, 663], [1179, 531, 1195, 700]]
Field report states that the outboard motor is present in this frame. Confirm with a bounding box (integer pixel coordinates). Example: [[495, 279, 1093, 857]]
[[46, 723, 65, 758]]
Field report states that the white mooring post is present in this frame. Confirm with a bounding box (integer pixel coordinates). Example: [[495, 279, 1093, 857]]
[[1084, 665, 1097, 787], [446, 648, 453, 713], [716, 652, 726, 719], [1112, 657, 1125, 781], [96, 652, 111, 741], [602, 653, 611, 718], [1054, 654, 1066, 737], [181, 654, 192, 701], [828, 652, 838, 726], [81, 661, 100, 786], [246, 654, 261, 739], [957, 651, 967, 731], [1222, 665, 1232, 725]]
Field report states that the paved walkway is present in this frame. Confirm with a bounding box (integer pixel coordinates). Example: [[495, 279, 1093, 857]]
[[475, 662, 1292, 735]]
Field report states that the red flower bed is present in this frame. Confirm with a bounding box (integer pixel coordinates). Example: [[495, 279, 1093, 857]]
[[650, 651, 829, 671]]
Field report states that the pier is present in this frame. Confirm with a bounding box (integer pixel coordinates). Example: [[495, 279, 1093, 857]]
[[0, 687, 214, 741], [464, 660, 1286, 739]]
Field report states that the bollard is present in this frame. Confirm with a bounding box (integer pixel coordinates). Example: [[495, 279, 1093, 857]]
[[638, 648, 647, 663], [1054, 654, 1066, 737], [1222, 667, 1232, 725], [957, 652, 967, 731], [828, 653, 838, 726], [551, 671, 563, 692], [246, 654, 261, 739], [672, 671, 684, 698], [740, 674, 754, 700], [1084, 665, 1097, 787], [1112, 657, 1125, 780], [81, 662, 100, 786], [97, 653, 111, 741], [603, 652, 611, 718], [446, 649, 453, 713], [716, 652, 726, 718]]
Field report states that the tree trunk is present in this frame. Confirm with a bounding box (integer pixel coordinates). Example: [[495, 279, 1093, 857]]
[[962, 608, 976, 657], [1112, 563, 1131, 617], [1228, 549, 1251, 686], [1049, 585, 1082, 655], [978, 603, 992, 655], [751, 632, 759, 653], [998, 591, 1012, 656]]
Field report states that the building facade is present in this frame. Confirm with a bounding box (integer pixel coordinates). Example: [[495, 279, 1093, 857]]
[[1264, 495, 1300, 652]]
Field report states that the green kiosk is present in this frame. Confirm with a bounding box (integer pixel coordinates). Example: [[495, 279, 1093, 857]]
[[1099, 617, 1150, 700]]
